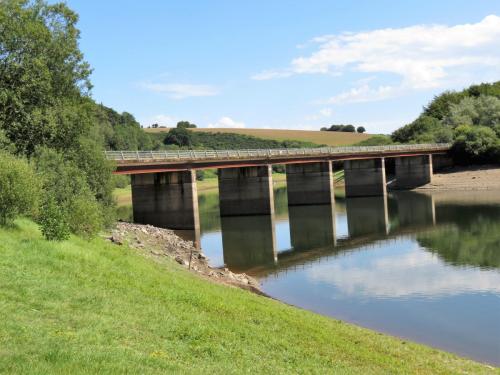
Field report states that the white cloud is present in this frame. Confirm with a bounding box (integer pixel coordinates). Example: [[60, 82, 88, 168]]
[[308, 246, 500, 298], [305, 107, 334, 121], [141, 82, 219, 99], [319, 108, 333, 117], [326, 84, 399, 104], [253, 15, 500, 91], [207, 116, 246, 129], [139, 114, 177, 128]]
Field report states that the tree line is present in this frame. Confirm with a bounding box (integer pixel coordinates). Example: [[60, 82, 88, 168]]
[[0, 0, 151, 239], [320, 124, 366, 133]]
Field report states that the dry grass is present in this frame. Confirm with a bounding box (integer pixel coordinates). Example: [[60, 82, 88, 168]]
[[146, 127, 372, 146]]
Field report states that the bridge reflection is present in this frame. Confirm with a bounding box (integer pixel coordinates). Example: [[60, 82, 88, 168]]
[[220, 214, 277, 271], [224, 191, 441, 277]]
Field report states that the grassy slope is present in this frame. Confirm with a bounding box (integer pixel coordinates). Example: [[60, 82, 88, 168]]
[[0, 220, 497, 374], [146, 127, 372, 146]]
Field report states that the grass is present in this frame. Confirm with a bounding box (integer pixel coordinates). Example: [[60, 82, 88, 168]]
[[146, 127, 372, 147], [0, 219, 497, 374]]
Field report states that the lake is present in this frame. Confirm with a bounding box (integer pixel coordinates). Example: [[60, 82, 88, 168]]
[[194, 186, 500, 366]]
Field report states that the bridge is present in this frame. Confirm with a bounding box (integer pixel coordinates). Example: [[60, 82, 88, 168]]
[[106, 143, 451, 234]]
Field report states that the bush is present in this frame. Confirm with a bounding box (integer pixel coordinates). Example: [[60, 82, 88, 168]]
[[355, 135, 393, 146], [67, 195, 104, 239], [112, 174, 130, 188], [39, 198, 70, 241], [35, 148, 105, 239], [356, 126, 366, 133], [0, 152, 40, 225], [452, 125, 499, 164]]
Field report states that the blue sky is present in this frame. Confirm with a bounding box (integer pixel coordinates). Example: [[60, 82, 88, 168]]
[[62, 0, 500, 134]]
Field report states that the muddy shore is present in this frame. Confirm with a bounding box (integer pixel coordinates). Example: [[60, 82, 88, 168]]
[[416, 165, 500, 191]]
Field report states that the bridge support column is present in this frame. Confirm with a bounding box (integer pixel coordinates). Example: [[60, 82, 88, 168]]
[[286, 161, 334, 205], [344, 158, 386, 197], [395, 155, 433, 189], [131, 171, 200, 232], [218, 165, 274, 216]]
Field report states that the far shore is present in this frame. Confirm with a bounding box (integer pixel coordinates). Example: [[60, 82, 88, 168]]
[[417, 165, 500, 191]]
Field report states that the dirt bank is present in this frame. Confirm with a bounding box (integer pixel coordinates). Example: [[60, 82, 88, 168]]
[[416, 165, 500, 191], [108, 222, 262, 293]]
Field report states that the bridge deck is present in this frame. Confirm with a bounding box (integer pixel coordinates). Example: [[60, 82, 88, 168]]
[[106, 143, 451, 174]]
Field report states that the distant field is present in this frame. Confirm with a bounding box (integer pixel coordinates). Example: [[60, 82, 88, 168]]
[[146, 127, 372, 146]]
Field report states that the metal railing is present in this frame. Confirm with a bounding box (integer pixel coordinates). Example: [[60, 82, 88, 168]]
[[105, 143, 451, 163]]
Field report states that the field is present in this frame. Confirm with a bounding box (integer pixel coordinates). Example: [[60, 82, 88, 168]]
[[0, 219, 497, 374], [146, 127, 372, 147]]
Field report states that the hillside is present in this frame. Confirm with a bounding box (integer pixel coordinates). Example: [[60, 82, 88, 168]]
[[0, 219, 496, 374], [146, 127, 372, 147]]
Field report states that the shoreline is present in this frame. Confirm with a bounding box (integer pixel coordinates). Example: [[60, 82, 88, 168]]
[[108, 222, 263, 294], [415, 165, 500, 191]]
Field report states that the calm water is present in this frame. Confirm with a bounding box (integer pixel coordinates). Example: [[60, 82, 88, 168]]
[[195, 187, 500, 366]]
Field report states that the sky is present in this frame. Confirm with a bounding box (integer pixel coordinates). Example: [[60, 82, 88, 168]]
[[61, 0, 500, 134]]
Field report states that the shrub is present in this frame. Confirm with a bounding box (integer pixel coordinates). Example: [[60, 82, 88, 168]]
[[112, 174, 130, 188], [35, 148, 105, 239], [67, 195, 104, 239], [0, 152, 40, 225], [39, 198, 70, 241], [452, 125, 499, 164]]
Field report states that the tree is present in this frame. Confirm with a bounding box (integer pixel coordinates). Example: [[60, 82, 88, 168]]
[[0, 152, 40, 225], [164, 128, 193, 147], [176, 121, 197, 129], [445, 96, 500, 129], [341, 124, 356, 132], [0, 0, 92, 155], [452, 125, 499, 163], [356, 126, 366, 133]]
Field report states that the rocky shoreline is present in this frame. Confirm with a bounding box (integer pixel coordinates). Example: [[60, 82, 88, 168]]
[[108, 222, 262, 294]]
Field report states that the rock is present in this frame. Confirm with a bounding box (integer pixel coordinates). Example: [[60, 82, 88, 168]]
[[111, 235, 122, 245]]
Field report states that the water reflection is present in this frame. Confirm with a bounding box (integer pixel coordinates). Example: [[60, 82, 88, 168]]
[[288, 204, 336, 251], [394, 192, 436, 228], [346, 196, 389, 237], [197, 188, 500, 366], [220, 214, 277, 271]]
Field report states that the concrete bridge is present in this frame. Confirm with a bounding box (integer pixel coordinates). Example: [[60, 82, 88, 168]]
[[106, 143, 451, 233]]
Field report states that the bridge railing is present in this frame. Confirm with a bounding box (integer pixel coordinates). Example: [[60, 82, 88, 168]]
[[105, 143, 451, 162]]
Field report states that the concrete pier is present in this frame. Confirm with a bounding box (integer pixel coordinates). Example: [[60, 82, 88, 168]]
[[344, 158, 387, 197], [286, 162, 334, 205], [131, 171, 199, 232], [346, 196, 389, 237], [288, 204, 336, 250], [218, 165, 275, 216], [221, 214, 277, 270], [395, 155, 433, 189]]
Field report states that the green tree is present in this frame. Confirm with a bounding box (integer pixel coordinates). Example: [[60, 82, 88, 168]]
[[35, 148, 104, 239], [0, 152, 40, 225], [177, 121, 197, 129], [164, 128, 193, 147], [0, 0, 92, 155], [452, 125, 499, 163], [445, 96, 500, 129], [356, 126, 366, 133]]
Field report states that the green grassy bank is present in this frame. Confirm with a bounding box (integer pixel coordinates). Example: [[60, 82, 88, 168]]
[[0, 220, 496, 374]]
